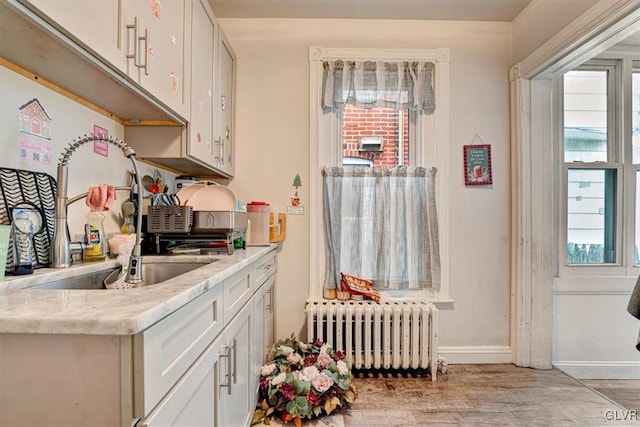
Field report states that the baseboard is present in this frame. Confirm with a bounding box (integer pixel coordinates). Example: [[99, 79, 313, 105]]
[[553, 361, 640, 379], [438, 345, 512, 364]]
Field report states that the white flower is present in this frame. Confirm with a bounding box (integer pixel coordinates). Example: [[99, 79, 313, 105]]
[[337, 360, 349, 376], [270, 372, 286, 386], [300, 366, 320, 382], [260, 363, 276, 377], [287, 352, 302, 365], [280, 345, 294, 356], [298, 342, 310, 351], [319, 344, 331, 355], [292, 370, 302, 380], [311, 373, 334, 393]]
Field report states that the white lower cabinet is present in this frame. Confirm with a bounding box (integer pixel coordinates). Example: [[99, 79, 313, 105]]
[[137, 249, 276, 427], [139, 334, 224, 427], [0, 250, 277, 427], [221, 302, 253, 427]]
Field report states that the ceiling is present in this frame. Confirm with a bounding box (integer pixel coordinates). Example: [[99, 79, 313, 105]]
[[208, 0, 534, 22]]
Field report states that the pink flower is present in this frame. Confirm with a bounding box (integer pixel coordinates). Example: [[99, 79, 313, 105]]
[[311, 373, 334, 393], [260, 363, 276, 377], [271, 372, 286, 386], [279, 382, 296, 401], [317, 352, 333, 368]]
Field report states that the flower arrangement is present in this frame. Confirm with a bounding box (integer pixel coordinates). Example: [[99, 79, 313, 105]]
[[252, 335, 356, 426]]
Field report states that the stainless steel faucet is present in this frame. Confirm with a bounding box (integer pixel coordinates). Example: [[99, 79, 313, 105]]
[[51, 134, 144, 285]]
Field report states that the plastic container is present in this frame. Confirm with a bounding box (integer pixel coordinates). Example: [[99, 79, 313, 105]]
[[11, 210, 36, 275], [247, 201, 270, 245], [83, 210, 106, 262]]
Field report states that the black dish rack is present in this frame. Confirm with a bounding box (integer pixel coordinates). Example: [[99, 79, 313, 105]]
[[0, 167, 57, 271]]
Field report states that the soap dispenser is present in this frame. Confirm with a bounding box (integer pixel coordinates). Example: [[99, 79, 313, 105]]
[[11, 208, 36, 275]]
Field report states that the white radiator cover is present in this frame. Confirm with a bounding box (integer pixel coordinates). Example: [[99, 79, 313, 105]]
[[305, 300, 438, 380]]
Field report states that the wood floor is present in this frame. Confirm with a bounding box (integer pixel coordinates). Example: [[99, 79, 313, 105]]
[[341, 364, 640, 426]]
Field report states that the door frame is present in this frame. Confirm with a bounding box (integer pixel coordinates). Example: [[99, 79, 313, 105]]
[[510, 0, 640, 368]]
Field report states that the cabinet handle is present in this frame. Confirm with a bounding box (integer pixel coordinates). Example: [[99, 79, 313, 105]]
[[231, 338, 237, 384], [213, 138, 222, 161], [138, 28, 150, 75], [220, 139, 225, 165], [266, 288, 272, 313], [218, 346, 231, 395], [126, 17, 139, 68], [270, 285, 274, 314]]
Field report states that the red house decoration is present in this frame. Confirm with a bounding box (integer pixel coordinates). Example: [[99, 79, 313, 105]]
[[19, 98, 52, 139]]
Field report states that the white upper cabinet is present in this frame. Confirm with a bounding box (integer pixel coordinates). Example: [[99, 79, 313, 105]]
[[213, 28, 236, 177], [121, 0, 191, 120], [187, 0, 217, 169], [18, 0, 125, 71]]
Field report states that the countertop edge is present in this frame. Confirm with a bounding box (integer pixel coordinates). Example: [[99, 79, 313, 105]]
[[0, 245, 277, 336]]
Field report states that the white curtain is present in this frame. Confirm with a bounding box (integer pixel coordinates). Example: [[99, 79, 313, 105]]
[[321, 60, 435, 113], [322, 166, 440, 291]]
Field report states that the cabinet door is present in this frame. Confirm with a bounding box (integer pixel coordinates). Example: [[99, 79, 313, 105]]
[[221, 302, 252, 427], [187, 0, 216, 168], [251, 284, 266, 409], [263, 276, 275, 356], [138, 335, 224, 427], [213, 28, 236, 177], [122, 0, 190, 119], [18, 0, 124, 70]]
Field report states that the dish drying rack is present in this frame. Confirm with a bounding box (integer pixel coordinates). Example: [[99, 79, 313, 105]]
[[147, 206, 247, 255]]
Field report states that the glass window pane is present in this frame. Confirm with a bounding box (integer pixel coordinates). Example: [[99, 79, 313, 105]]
[[564, 70, 608, 162], [633, 71, 640, 164], [567, 168, 616, 264], [342, 106, 409, 167]]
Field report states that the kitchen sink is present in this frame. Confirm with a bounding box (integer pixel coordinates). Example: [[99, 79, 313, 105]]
[[31, 261, 215, 290]]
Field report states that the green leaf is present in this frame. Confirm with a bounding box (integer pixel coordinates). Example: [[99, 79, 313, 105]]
[[296, 397, 311, 416], [286, 400, 299, 416], [292, 379, 311, 395]]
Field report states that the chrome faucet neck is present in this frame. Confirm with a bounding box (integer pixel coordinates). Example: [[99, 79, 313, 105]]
[[51, 134, 144, 285]]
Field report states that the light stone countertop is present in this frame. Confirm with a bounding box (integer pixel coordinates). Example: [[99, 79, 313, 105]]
[[0, 245, 276, 336]]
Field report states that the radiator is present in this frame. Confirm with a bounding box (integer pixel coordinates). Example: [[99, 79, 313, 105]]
[[305, 300, 438, 380]]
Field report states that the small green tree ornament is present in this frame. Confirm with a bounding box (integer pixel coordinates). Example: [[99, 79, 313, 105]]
[[291, 174, 302, 206]]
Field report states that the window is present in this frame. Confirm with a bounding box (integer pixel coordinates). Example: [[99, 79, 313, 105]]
[[561, 57, 640, 271], [309, 46, 451, 301]]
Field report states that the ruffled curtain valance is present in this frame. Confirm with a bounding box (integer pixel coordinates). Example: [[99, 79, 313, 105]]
[[321, 60, 435, 113]]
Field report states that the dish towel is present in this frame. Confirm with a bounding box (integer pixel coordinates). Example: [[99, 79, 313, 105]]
[[86, 185, 116, 211]]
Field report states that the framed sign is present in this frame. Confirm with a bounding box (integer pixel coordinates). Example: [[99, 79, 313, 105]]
[[463, 144, 493, 186]]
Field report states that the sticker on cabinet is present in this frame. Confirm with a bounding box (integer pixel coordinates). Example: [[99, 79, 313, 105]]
[[18, 98, 52, 140], [150, 0, 162, 19], [170, 71, 179, 96]]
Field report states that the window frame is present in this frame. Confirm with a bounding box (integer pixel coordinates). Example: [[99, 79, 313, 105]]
[[557, 53, 640, 277], [308, 46, 452, 302]]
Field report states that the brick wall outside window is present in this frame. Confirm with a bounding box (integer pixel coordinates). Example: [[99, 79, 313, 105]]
[[342, 105, 410, 167]]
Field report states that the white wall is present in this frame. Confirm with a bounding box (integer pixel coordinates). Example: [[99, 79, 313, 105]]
[[222, 18, 513, 360], [0, 65, 176, 240], [512, 0, 600, 65]]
